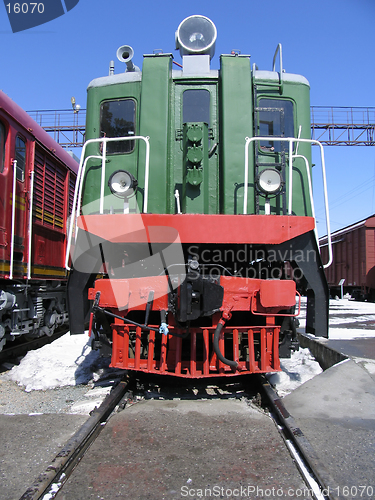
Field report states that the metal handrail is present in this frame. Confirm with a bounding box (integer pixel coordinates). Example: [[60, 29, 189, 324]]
[[10, 160, 17, 280], [244, 136, 332, 268], [272, 43, 283, 92], [272, 43, 283, 73], [65, 135, 150, 271], [27, 170, 35, 279]]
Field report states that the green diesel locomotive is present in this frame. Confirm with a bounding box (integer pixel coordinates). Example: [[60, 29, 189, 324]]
[[66, 15, 331, 377]]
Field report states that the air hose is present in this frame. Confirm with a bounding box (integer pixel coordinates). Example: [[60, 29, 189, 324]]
[[213, 319, 238, 370]]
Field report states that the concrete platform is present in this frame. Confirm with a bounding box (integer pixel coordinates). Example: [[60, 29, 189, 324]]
[[325, 337, 375, 362], [283, 340, 375, 499], [0, 414, 87, 500]]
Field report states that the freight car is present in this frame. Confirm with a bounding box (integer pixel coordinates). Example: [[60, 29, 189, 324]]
[[0, 90, 78, 350], [67, 15, 331, 377], [320, 216, 375, 301]]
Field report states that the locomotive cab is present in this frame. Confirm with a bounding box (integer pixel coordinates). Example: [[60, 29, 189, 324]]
[[67, 15, 331, 377]]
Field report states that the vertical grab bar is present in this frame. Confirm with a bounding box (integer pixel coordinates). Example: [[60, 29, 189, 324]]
[[65, 135, 150, 271], [288, 139, 293, 214], [27, 170, 35, 279], [100, 141, 107, 214], [272, 43, 283, 93], [10, 160, 17, 280], [244, 136, 332, 268], [272, 43, 283, 73]]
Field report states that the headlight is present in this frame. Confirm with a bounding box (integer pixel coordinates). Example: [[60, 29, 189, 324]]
[[175, 15, 217, 59], [257, 168, 283, 195], [108, 170, 138, 197]]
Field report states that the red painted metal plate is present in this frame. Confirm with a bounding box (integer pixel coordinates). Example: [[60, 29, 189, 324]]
[[78, 213, 315, 245], [259, 279, 296, 308]]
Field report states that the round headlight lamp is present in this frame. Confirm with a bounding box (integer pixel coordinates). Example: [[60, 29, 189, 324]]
[[257, 168, 283, 195], [108, 170, 138, 197], [175, 15, 217, 59]]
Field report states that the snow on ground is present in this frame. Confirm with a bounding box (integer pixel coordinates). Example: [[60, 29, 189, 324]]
[[328, 327, 375, 339], [4, 297, 375, 398], [267, 348, 323, 397], [6, 333, 107, 392], [268, 297, 375, 395]]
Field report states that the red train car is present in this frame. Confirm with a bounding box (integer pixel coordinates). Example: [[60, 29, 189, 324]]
[[0, 90, 78, 350], [320, 216, 375, 300]]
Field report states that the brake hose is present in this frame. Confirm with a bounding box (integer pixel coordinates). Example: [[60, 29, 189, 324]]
[[213, 318, 238, 370]]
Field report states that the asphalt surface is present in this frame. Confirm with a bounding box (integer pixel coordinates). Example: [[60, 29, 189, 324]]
[[55, 398, 307, 500], [0, 414, 87, 500]]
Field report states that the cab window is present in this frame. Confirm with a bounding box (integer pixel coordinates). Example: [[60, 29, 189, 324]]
[[183, 89, 210, 124], [258, 99, 294, 152], [100, 99, 136, 154], [0, 121, 5, 173], [15, 135, 26, 181]]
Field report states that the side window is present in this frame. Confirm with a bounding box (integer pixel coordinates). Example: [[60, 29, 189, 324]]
[[100, 99, 136, 154], [183, 89, 210, 124], [0, 121, 5, 173], [257, 99, 294, 152], [15, 135, 26, 181]]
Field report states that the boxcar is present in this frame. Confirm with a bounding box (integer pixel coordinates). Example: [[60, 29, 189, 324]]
[[320, 216, 375, 300]]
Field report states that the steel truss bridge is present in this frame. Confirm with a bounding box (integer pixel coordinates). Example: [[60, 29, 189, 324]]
[[27, 106, 375, 149]]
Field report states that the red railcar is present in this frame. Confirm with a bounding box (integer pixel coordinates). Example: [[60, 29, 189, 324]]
[[320, 216, 375, 300], [0, 90, 78, 350]]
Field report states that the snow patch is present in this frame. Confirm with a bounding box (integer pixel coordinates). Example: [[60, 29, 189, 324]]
[[267, 348, 323, 397], [327, 328, 375, 339], [6, 333, 105, 392], [4, 297, 375, 399]]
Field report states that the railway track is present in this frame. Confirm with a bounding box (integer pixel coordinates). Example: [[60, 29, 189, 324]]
[[258, 375, 338, 500], [17, 374, 339, 500], [19, 377, 130, 500]]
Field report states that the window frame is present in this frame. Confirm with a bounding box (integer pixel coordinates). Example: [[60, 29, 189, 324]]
[[0, 121, 5, 174], [182, 88, 211, 125], [15, 134, 26, 182], [257, 98, 295, 153], [99, 98, 137, 155]]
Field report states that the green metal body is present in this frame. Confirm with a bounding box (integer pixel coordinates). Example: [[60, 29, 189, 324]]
[[82, 53, 312, 218]]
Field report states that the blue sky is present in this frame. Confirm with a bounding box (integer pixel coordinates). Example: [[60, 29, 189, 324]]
[[1, 0, 374, 232]]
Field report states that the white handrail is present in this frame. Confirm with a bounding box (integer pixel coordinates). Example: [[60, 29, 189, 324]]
[[244, 136, 332, 268], [27, 170, 35, 279], [272, 43, 283, 90], [10, 160, 17, 280], [100, 141, 107, 214], [77, 155, 103, 218], [288, 140, 293, 214], [292, 154, 318, 242], [65, 135, 150, 271], [272, 43, 283, 73]]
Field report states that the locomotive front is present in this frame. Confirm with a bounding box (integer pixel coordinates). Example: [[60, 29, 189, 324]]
[[67, 15, 330, 377]]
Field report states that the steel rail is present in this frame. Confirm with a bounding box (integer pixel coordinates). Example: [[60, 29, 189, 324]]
[[257, 374, 339, 500], [19, 378, 130, 500]]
